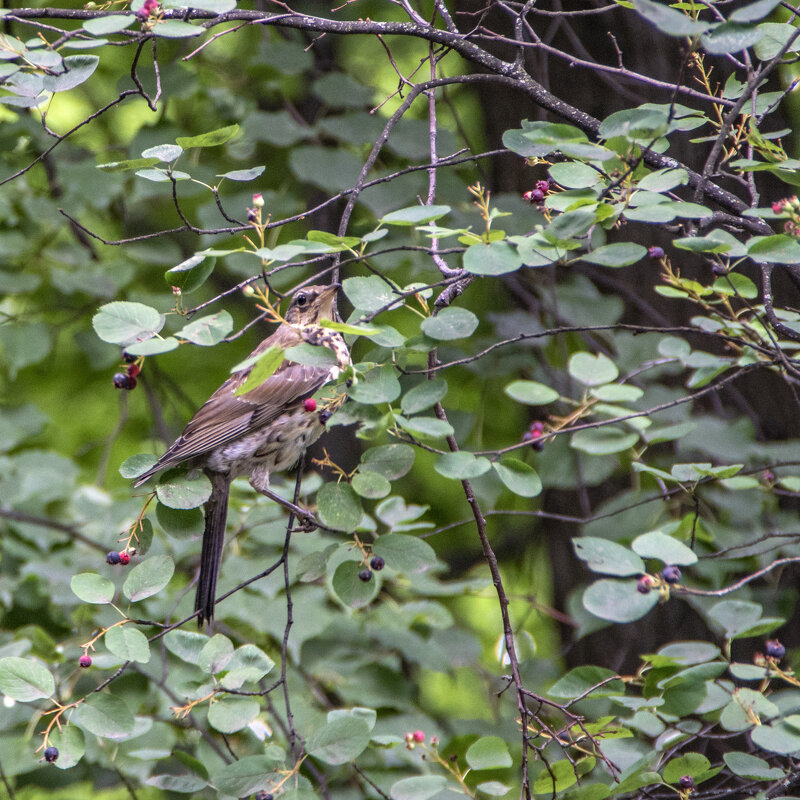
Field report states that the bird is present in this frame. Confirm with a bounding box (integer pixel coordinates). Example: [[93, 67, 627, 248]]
[[134, 283, 350, 625]]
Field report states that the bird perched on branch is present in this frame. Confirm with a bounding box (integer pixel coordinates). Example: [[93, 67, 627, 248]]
[[134, 284, 350, 625]]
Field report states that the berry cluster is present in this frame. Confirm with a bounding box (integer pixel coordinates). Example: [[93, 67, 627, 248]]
[[136, 0, 158, 19], [522, 421, 545, 451], [106, 551, 131, 566], [404, 730, 426, 749], [522, 179, 551, 205], [358, 556, 385, 583], [113, 352, 141, 391], [771, 196, 800, 236]]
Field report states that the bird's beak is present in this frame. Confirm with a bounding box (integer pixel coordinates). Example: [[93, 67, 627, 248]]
[[318, 283, 341, 319]]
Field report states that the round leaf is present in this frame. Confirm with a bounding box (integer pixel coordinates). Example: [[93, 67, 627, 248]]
[[572, 537, 645, 576], [581, 243, 647, 267], [0, 657, 54, 701], [434, 451, 492, 479], [463, 242, 523, 275], [331, 560, 379, 608], [156, 472, 212, 509], [351, 470, 391, 498], [582, 579, 658, 622], [390, 775, 448, 800], [123, 555, 175, 602], [212, 755, 283, 797], [568, 352, 619, 386], [208, 696, 260, 733], [504, 380, 559, 405], [317, 482, 363, 532], [220, 644, 275, 689], [165, 254, 216, 294], [105, 625, 151, 663], [381, 205, 450, 225], [397, 415, 454, 439], [348, 365, 401, 404], [632, 530, 698, 565], [48, 725, 85, 770], [306, 716, 372, 765], [74, 693, 135, 739], [420, 307, 479, 341], [92, 301, 164, 346], [400, 378, 448, 414], [492, 458, 542, 498], [175, 311, 233, 346], [372, 533, 437, 574], [360, 444, 415, 479], [570, 427, 639, 455], [466, 736, 513, 770], [71, 573, 115, 604]]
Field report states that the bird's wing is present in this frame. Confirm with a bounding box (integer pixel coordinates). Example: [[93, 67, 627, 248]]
[[135, 355, 334, 485]]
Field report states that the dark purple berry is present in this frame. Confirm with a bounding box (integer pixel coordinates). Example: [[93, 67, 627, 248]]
[[636, 575, 653, 594], [678, 775, 694, 789], [765, 639, 786, 660], [122, 351, 137, 364], [521, 431, 533, 442], [44, 746, 59, 763], [648, 246, 665, 260], [535, 179, 550, 193], [106, 551, 121, 565], [79, 654, 92, 668], [531, 439, 545, 451], [112, 373, 136, 390], [711, 263, 726, 276], [254, 793, 274, 800], [318, 410, 332, 424], [661, 565, 681, 584], [370, 556, 385, 571], [358, 569, 373, 582], [126, 363, 141, 378], [530, 188, 545, 202]]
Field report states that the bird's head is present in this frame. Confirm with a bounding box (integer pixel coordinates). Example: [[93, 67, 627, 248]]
[[284, 283, 341, 326]]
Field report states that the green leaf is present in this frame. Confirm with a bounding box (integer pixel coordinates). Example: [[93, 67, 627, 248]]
[[156, 472, 212, 509], [633, 0, 710, 36], [476, 782, 511, 797], [176, 124, 239, 148], [466, 736, 513, 770], [212, 755, 284, 797], [220, 644, 275, 689], [581, 243, 647, 267], [317, 482, 363, 532], [701, 22, 763, 55], [747, 234, 800, 263], [751, 719, 800, 754], [420, 307, 479, 340], [306, 716, 372, 764], [582, 579, 659, 622], [97, 157, 161, 172], [74, 693, 135, 739], [571, 427, 639, 455], [208, 696, 260, 734], [105, 625, 151, 663], [320, 319, 379, 337], [658, 641, 720, 664], [663, 753, 711, 784], [342, 275, 400, 313], [549, 161, 602, 188], [198, 634, 234, 673], [43, 55, 99, 92], [548, 666, 624, 699], [401, 378, 448, 414], [120, 453, 157, 479], [723, 752, 784, 780], [532, 760, 579, 795], [632, 530, 698, 565], [124, 337, 179, 356], [492, 458, 542, 497], [730, 0, 783, 22], [390, 775, 448, 800], [568, 352, 619, 385], [48, 725, 85, 770], [708, 599, 775, 638], [572, 537, 645, 576], [713, 271, 758, 298], [463, 241, 523, 275], [219, 165, 265, 181], [637, 168, 689, 192], [351, 470, 391, 498], [434, 451, 492, 479], [284, 342, 337, 368], [165, 254, 216, 294], [504, 380, 559, 405], [92, 301, 165, 346], [396, 415, 454, 439], [142, 143, 183, 161], [156, 503, 204, 538], [360, 444, 415, 479], [175, 311, 233, 346], [372, 533, 437, 574], [71, 573, 115, 604], [83, 14, 137, 34], [331, 560, 379, 608], [381, 205, 450, 225], [123, 555, 175, 602], [152, 19, 204, 37], [349, 365, 401, 404], [233, 346, 286, 396], [0, 657, 54, 701]]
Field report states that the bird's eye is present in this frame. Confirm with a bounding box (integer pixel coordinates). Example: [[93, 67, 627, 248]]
[[296, 294, 307, 306]]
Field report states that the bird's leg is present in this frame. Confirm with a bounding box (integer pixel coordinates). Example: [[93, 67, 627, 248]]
[[249, 464, 318, 531]]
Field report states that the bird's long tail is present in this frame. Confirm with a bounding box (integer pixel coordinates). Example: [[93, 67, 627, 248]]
[[196, 470, 229, 626]]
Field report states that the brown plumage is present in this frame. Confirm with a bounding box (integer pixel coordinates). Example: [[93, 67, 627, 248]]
[[135, 284, 349, 625]]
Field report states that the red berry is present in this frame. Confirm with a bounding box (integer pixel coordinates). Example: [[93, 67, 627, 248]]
[[106, 551, 121, 565], [79, 655, 92, 668], [304, 398, 317, 412], [530, 421, 544, 433], [126, 363, 141, 378], [412, 730, 425, 742], [636, 575, 653, 594], [772, 200, 786, 214], [119, 552, 130, 565]]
